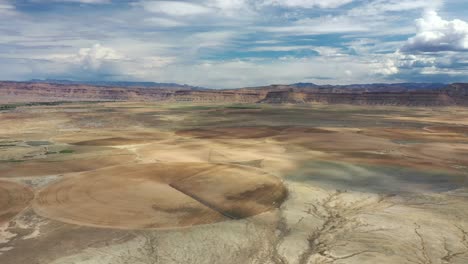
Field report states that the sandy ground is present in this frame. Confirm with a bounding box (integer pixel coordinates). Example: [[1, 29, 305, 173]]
[[0, 102, 467, 264], [0, 180, 33, 223], [33, 163, 286, 229]]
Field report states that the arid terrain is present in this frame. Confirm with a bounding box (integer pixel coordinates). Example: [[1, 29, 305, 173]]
[[1, 102, 468, 264]]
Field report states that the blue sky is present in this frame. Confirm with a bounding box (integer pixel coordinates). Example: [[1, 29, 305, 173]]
[[1, 0, 468, 88]]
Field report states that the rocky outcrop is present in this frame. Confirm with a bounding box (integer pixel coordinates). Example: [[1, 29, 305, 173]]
[[258, 90, 307, 104], [169, 90, 263, 103]]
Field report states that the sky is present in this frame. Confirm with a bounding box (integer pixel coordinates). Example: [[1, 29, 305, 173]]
[[1, 0, 468, 88]]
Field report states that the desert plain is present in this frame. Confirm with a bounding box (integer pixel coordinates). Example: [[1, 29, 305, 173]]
[[1, 102, 468, 264]]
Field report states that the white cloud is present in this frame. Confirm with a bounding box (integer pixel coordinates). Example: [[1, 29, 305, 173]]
[[49, 44, 124, 70], [403, 10, 468, 52], [135, 55, 396, 88], [188, 31, 237, 49], [139, 1, 213, 16], [137, 0, 255, 18], [260, 0, 354, 9], [349, 0, 442, 17], [0, 0, 12, 9], [259, 16, 369, 35], [76, 44, 124, 69], [0, 0, 15, 15], [420, 66, 468, 75], [313, 46, 346, 57], [2, 0, 467, 85], [396, 53, 436, 68], [371, 51, 449, 77], [250, 45, 314, 51], [373, 58, 399, 75], [142, 56, 176, 69], [251, 45, 346, 57], [209, 0, 248, 11], [42, 0, 110, 3], [74, 0, 109, 2], [144, 17, 185, 27]]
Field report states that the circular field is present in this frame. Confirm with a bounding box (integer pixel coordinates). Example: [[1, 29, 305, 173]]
[[33, 163, 287, 229], [0, 180, 34, 223]]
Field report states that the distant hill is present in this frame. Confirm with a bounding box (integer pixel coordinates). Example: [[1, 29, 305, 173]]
[[28, 79, 206, 90], [290, 82, 446, 91]]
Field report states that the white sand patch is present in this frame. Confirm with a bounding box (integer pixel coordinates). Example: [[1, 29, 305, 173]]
[[0, 223, 16, 244]]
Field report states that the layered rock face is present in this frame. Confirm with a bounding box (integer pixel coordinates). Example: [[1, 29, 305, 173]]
[[1, 81, 467, 106], [0, 82, 174, 102], [0, 82, 264, 104], [261, 91, 456, 106], [170, 90, 263, 103], [256, 83, 465, 106], [257, 90, 307, 104], [444, 83, 468, 106]]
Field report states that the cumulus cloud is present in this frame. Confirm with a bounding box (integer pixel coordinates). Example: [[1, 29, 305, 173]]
[[396, 53, 437, 68], [77, 44, 124, 69], [369, 50, 468, 81], [50, 44, 124, 70], [371, 51, 441, 76], [402, 10, 468, 52], [374, 59, 399, 75], [260, 0, 354, 9]]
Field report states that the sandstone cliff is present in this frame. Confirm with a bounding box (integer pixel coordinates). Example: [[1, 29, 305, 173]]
[[1, 81, 467, 106]]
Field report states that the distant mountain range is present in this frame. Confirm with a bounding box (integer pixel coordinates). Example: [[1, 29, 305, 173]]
[[28, 79, 205, 90], [28, 79, 447, 92], [291, 82, 447, 91], [0, 80, 467, 106]]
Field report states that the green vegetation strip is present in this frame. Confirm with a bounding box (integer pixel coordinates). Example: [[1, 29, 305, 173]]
[[1, 101, 112, 111]]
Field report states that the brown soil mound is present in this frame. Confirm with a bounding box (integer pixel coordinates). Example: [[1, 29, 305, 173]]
[[72, 137, 150, 146], [33, 163, 287, 229], [0, 154, 136, 178], [403, 143, 468, 165], [176, 127, 283, 139], [274, 132, 395, 151], [0, 180, 34, 223], [425, 126, 468, 134], [282, 127, 334, 134]]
